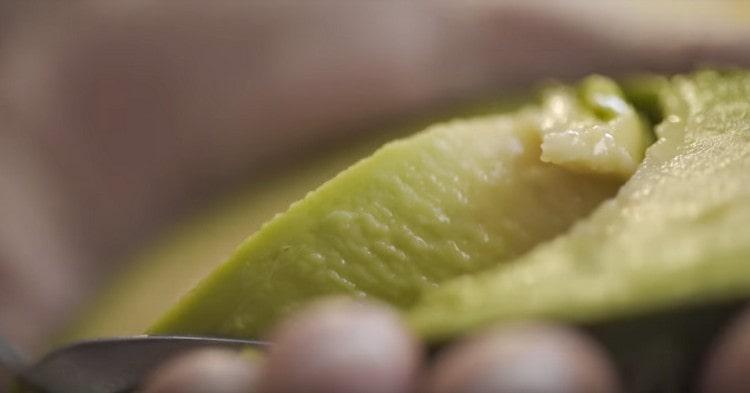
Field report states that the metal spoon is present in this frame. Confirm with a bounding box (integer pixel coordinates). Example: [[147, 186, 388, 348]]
[[1, 335, 267, 393]]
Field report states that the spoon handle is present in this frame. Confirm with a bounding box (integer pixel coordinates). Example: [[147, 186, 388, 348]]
[[16, 336, 267, 393], [0, 336, 28, 374]]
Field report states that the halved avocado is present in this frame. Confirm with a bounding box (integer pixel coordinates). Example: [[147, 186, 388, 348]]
[[148, 77, 637, 339]]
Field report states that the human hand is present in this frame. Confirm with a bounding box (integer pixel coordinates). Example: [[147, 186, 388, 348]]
[[139, 298, 750, 393]]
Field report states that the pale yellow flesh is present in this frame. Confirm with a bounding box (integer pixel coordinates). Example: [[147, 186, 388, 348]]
[[539, 76, 653, 178]]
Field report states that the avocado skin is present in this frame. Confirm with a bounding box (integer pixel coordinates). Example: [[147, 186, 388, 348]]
[[587, 300, 743, 393], [419, 300, 743, 393], [417, 301, 742, 393]]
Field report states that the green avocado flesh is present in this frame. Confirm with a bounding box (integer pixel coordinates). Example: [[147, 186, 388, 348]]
[[148, 71, 750, 349], [149, 77, 634, 338]]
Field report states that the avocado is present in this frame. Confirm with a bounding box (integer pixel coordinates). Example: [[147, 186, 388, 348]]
[[58, 71, 750, 393], [148, 77, 634, 338]]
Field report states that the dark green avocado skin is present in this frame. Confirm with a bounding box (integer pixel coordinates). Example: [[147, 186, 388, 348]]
[[588, 300, 744, 393]]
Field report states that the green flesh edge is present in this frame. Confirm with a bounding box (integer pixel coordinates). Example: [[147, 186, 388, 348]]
[[149, 80, 633, 338], [410, 71, 750, 340]]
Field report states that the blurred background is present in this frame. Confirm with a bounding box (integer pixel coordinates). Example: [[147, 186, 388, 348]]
[[1, 0, 750, 362]]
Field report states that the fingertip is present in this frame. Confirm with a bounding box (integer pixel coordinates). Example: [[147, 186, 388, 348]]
[[258, 297, 423, 393], [140, 348, 260, 393], [700, 307, 750, 393], [423, 323, 620, 393]]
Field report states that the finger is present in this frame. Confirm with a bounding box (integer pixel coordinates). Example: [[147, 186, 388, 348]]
[[423, 323, 620, 393], [700, 306, 750, 393], [258, 297, 422, 393], [140, 348, 260, 393]]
